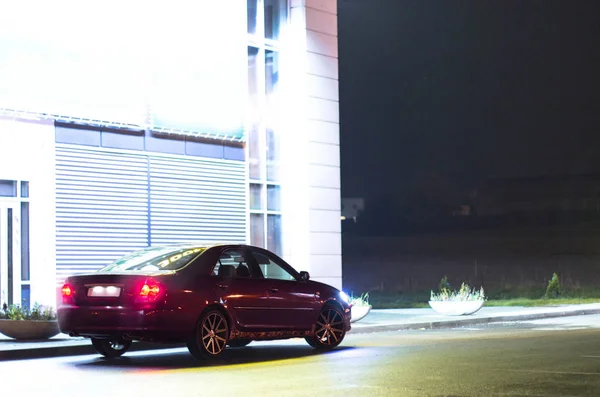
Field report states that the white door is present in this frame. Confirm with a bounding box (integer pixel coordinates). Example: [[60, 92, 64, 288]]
[[0, 202, 21, 307]]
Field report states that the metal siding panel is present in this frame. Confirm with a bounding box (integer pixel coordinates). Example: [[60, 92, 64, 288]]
[[149, 156, 246, 246], [55, 145, 247, 284], [55, 145, 149, 284]]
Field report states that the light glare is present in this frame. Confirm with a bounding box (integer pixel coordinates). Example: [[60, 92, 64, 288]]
[[339, 291, 350, 304]]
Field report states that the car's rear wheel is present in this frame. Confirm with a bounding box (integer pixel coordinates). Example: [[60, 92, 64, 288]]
[[227, 339, 252, 348], [306, 305, 346, 350], [187, 309, 229, 360], [91, 338, 132, 358]]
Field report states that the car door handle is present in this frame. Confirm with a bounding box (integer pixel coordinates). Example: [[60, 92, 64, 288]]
[[268, 287, 279, 293], [217, 284, 228, 289]]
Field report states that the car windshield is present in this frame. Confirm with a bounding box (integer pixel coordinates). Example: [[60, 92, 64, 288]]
[[98, 246, 207, 272]]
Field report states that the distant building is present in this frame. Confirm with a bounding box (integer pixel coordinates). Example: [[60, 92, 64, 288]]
[[341, 198, 365, 222]]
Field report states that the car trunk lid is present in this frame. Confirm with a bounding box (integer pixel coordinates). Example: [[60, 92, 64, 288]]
[[64, 271, 173, 307]]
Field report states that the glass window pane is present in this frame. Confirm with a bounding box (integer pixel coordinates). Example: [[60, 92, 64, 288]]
[[265, 50, 279, 99], [265, 50, 280, 181], [264, 0, 287, 40], [250, 184, 263, 210], [248, 46, 262, 180], [0, 180, 16, 197], [248, 47, 260, 118], [267, 185, 281, 211], [266, 128, 280, 182], [267, 214, 282, 256], [248, 125, 261, 180], [99, 247, 208, 272], [252, 252, 295, 281], [247, 0, 258, 35], [213, 249, 250, 277], [250, 213, 265, 248], [21, 202, 30, 281], [7, 208, 13, 305], [20, 181, 29, 198], [21, 285, 30, 311]]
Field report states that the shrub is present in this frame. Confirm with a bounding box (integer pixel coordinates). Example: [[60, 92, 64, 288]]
[[0, 302, 56, 320], [545, 272, 562, 299], [438, 275, 451, 292], [349, 292, 370, 307], [431, 280, 486, 302]]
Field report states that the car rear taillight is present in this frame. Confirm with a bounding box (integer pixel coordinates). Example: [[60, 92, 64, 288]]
[[61, 283, 75, 305], [135, 279, 164, 306]]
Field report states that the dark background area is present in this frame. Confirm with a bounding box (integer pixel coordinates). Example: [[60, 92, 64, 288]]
[[338, 0, 600, 212], [337, 0, 600, 292]]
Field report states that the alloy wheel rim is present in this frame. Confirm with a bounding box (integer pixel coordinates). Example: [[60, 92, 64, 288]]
[[315, 308, 344, 345], [201, 313, 228, 355]]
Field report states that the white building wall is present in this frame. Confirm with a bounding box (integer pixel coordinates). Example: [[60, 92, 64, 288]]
[[280, 0, 342, 289], [0, 117, 56, 307]]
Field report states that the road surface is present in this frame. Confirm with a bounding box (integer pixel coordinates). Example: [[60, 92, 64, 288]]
[[2, 315, 600, 396]]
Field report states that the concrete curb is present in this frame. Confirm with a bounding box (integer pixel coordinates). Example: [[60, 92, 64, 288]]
[[2, 307, 600, 360], [349, 307, 600, 334]]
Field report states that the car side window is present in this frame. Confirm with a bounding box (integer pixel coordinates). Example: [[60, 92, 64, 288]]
[[250, 251, 296, 281], [212, 249, 256, 279]]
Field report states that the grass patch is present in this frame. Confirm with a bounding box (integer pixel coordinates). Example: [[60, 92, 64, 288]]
[[485, 297, 600, 307], [368, 286, 600, 309]]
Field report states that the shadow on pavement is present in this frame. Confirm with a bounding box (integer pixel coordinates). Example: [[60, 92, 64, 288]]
[[73, 344, 355, 370]]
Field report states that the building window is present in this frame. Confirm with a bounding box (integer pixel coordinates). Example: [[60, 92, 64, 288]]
[[247, 0, 287, 256], [248, 46, 262, 180], [247, 0, 259, 35], [0, 179, 30, 308], [264, 0, 287, 40], [0, 180, 17, 197]]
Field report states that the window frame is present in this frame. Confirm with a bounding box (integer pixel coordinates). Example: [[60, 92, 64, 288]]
[[246, 0, 288, 256]]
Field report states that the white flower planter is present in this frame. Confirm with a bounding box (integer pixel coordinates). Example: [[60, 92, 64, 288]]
[[428, 300, 485, 316], [350, 305, 372, 323], [0, 319, 60, 340]]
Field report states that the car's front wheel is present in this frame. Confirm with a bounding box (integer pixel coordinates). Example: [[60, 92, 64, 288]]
[[187, 309, 229, 360], [306, 305, 346, 350], [91, 338, 132, 358]]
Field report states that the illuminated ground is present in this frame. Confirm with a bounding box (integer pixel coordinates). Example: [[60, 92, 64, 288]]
[[3, 315, 600, 396]]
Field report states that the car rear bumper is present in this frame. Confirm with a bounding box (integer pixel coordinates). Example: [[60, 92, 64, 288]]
[[57, 306, 190, 341]]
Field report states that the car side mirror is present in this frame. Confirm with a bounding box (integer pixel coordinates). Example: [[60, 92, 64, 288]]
[[299, 271, 310, 282]]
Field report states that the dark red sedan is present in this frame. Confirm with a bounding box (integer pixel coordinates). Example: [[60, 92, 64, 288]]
[[58, 244, 352, 359]]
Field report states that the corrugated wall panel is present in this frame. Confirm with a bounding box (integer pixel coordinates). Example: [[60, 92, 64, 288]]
[[149, 156, 246, 246], [55, 145, 149, 284], [55, 145, 248, 284]]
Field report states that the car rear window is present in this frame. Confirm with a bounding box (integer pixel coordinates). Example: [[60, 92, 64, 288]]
[[99, 246, 207, 272]]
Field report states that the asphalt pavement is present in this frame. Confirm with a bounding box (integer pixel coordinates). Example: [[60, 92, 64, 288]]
[[2, 303, 600, 361], [4, 317, 600, 396]]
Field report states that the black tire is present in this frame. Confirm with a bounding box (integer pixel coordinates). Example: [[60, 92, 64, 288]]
[[91, 338, 132, 358], [306, 305, 346, 350], [187, 309, 229, 360], [227, 339, 252, 348]]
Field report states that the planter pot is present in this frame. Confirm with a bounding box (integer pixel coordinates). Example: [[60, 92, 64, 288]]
[[351, 305, 372, 323], [428, 300, 485, 316], [0, 319, 60, 340]]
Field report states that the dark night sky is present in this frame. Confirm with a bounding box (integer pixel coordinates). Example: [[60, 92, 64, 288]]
[[338, 0, 600, 201]]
